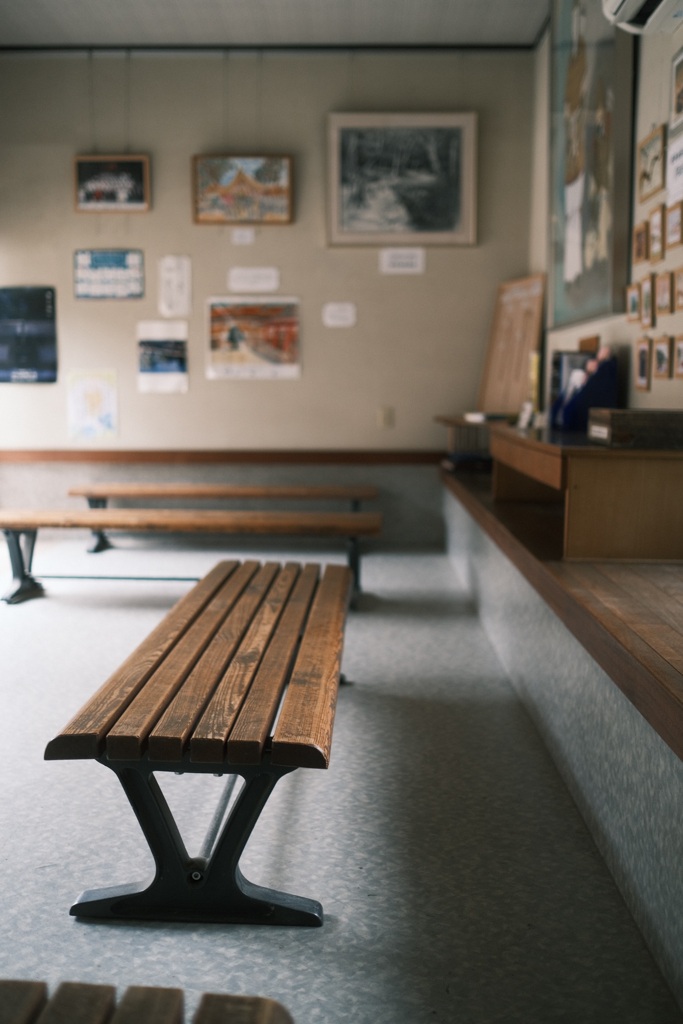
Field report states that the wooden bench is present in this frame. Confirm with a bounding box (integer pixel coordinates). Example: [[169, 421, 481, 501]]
[[0, 507, 381, 603], [0, 979, 293, 1023], [68, 483, 379, 554], [44, 559, 351, 927]]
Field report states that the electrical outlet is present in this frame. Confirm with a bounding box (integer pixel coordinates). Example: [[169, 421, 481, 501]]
[[377, 406, 395, 429]]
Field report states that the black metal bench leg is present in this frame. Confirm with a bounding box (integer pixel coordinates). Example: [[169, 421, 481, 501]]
[[70, 759, 324, 926], [86, 498, 113, 553], [347, 536, 361, 597], [2, 529, 44, 603]]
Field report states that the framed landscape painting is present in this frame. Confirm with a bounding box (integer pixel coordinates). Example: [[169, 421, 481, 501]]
[[192, 156, 293, 225], [549, 0, 634, 327], [327, 112, 477, 245]]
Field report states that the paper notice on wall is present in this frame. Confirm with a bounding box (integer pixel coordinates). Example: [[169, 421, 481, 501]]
[[378, 248, 426, 274], [158, 256, 192, 317], [137, 320, 189, 393], [67, 369, 118, 441]]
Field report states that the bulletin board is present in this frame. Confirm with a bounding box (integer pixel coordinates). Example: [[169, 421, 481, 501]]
[[477, 274, 545, 415]]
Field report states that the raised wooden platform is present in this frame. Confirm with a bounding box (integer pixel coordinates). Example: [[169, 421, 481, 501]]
[[442, 467, 683, 763]]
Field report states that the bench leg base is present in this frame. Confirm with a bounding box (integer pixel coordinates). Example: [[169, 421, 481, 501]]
[[70, 875, 323, 927]]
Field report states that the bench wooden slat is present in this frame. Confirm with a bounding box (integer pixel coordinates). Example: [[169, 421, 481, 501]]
[[226, 564, 321, 764], [149, 563, 300, 762], [271, 564, 351, 768], [0, 980, 47, 1024], [0, 508, 382, 536], [187, 564, 307, 764], [106, 563, 280, 761], [44, 561, 245, 760], [110, 986, 183, 1024], [192, 993, 294, 1024], [35, 982, 116, 1024], [69, 483, 378, 503]]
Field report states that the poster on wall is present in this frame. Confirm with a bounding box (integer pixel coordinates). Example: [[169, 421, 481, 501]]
[[0, 286, 57, 382], [67, 369, 118, 440], [137, 320, 189, 393], [74, 249, 144, 299], [205, 297, 301, 380], [549, 0, 634, 327]]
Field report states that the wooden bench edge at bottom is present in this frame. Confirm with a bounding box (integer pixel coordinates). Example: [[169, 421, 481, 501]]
[[0, 979, 294, 1024]]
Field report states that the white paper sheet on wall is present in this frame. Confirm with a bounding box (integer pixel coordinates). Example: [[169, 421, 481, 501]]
[[158, 256, 192, 317], [67, 369, 118, 441]]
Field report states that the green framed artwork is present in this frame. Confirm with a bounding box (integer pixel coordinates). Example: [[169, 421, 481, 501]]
[[549, 0, 635, 327]]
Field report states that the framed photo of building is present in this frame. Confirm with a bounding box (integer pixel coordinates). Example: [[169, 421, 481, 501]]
[[649, 204, 666, 261], [327, 112, 477, 245], [638, 126, 666, 202], [655, 271, 673, 315], [654, 335, 673, 378], [626, 283, 641, 321], [632, 221, 649, 263], [671, 46, 683, 131], [192, 156, 293, 224], [75, 155, 150, 212], [641, 274, 655, 328], [674, 336, 683, 377], [667, 201, 683, 247], [549, 1, 634, 327], [635, 336, 652, 391]]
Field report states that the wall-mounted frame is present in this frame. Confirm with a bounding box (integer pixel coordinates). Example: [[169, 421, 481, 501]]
[[654, 335, 673, 379], [75, 155, 150, 212], [672, 46, 683, 131], [636, 336, 652, 391], [632, 221, 649, 263], [327, 112, 477, 246], [649, 204, 666, 261], [675, 266, 683, 310], [674, 335, 683, 378], [667, 202, 683, 248], [192, 156, 293, 225], [549, 2, 634, 327], [641, 273, 655, 328], [626, 282, 641, 321], [656, 271, 673, 315], [638, 125, 666, 203]]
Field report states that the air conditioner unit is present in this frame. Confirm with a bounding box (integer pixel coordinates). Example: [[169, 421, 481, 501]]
[[602, 0, 683, 33]]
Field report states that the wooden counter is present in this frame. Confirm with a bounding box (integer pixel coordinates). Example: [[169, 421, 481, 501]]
[[488, 423, 683, 560], [441, 466, 683, 764]]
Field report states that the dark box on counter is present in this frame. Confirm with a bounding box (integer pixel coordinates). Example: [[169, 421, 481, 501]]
[[587, 408, 683, 448]]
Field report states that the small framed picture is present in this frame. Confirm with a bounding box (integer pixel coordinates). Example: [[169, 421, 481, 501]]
[[674, 335, 683, 378], [626, 283, 641, 321], [656, 271, 673, 315], [632, 221, 649, 263], [654, 335, 673, 379], [638, 125, 666, 202], [672, 47, 683, 130], [636, 337, 652, 391], [667, 202, 683, 247], [641, 273, 655, 328], [75, 155, 151, 212], [192, 155, 293, 225], [649, 204, 666, 261]]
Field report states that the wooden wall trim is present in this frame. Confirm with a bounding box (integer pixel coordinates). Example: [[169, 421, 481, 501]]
[[0, 449, 443, 465]]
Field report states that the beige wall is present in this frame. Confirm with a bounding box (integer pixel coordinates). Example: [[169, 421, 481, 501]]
[[0, 49, 535, 451]]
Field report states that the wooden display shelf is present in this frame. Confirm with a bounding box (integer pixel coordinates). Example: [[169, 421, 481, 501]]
[[488, 423, 683, 561]]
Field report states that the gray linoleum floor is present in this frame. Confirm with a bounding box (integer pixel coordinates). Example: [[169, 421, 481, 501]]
[[0, 534, 681, 1024]]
